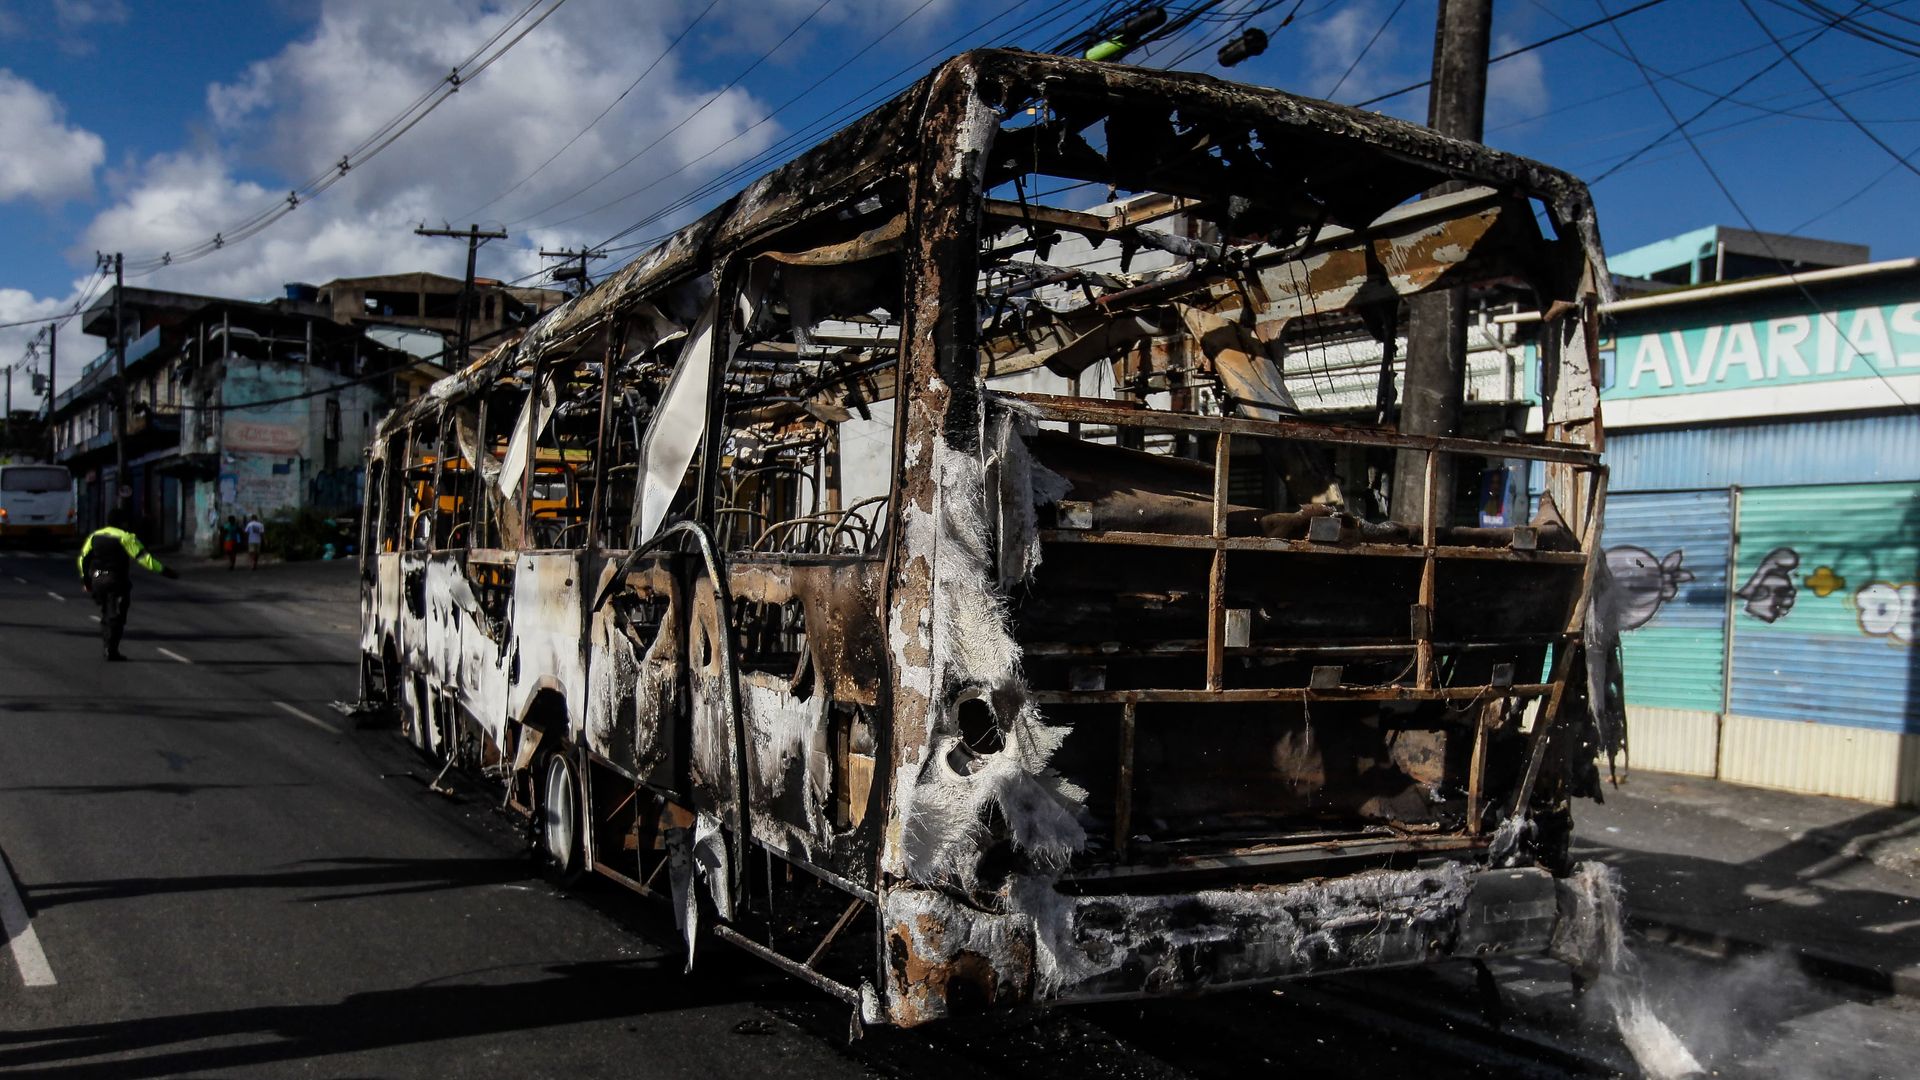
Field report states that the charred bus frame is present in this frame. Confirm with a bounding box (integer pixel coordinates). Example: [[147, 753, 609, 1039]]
[[359, 50, 1624, 1028]]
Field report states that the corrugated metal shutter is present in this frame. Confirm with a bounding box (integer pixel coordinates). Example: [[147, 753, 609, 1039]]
[[1727, 482, 1920, 734], [1528, 412, 1920, 495], [1603, 491, 1731, 713]]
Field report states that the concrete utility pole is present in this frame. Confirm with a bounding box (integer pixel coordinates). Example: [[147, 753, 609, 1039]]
[[538, 247, 606, 298], [44, 323, 55, 425], [415, 224, 508, 366], [99, 251, 129, 516], [1391, 0, 1492, 528]]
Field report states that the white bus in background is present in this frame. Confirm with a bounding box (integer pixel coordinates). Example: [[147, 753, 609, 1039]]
[[0, 464, 77, 545]]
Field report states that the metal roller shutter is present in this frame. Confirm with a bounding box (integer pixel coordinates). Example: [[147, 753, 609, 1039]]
[[1602, 491, 1732, 714], [1727, 482, 1920, 734]]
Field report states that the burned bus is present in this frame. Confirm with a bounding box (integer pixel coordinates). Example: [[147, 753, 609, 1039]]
[[358, 50, 1625, 1027]]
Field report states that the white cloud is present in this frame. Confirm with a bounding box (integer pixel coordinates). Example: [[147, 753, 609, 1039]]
[[1487, 32, 1548, 130], [1301, 1, 1420, 106], [0, 69, 104, 203], [53, 0, 128, 28], [0, 274, 110, 402], [79, 0, 911, 298], [9, 0, 949, 390]]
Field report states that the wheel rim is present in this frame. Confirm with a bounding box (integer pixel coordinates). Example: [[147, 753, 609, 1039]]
[[542, 754, 576, 869]]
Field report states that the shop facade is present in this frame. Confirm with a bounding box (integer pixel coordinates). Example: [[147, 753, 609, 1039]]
[[1521, 259, 1920, 805]]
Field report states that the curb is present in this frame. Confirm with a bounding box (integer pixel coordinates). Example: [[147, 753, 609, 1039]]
[[1632, 914, 1920, 1000]]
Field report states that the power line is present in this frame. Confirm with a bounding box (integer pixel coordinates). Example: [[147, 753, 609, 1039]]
[[1587, 0, 1865, 183], [117, 0, 571, 277], [1791, 137, 1920, 228], [1576, 58, 1920, 180], [1737, 0, 1920, 181], [1325, 0, 1410, 99], [588, 0, 1086, 252], [511, 0, 836, 229], [0, 268, 110, 331], [533, 0, 946, 234], [1597, 0, 1914, 411], [1353, 0, 1677, 107], [461, 0, 725, 221]]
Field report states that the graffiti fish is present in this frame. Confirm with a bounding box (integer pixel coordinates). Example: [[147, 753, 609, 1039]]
[[1604, 546, 1696, 631], [1735, 547, 1800, 623], [1856, 582, 1915, 646]]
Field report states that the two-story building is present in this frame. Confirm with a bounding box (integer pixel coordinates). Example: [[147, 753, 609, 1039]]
[[51, 286, 411, 550]]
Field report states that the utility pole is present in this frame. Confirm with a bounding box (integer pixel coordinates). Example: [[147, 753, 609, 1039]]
[[98, 251, 128, 518], [415, 224, 507, 365], [538, 247, 606, 298], [1391, 0, 1491, 528]]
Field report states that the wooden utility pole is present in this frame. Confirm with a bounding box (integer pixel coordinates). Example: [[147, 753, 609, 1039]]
[[538, 247, 606, 298], [415, 224, 508, 365], [1391, 0, 1491, 528]]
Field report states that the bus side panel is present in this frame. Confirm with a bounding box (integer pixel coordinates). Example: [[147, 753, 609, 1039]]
[[584, 557, 682, 790], [505, 551, 588, 731]]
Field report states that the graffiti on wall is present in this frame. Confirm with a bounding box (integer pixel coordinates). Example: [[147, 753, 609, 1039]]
[[1856, 583, 1916, 645], [1735, 547, 1800, 623], [1604, 546, 1696, 630]]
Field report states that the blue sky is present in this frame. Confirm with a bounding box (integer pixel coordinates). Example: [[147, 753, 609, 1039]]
[[4, 0, 1919, 393]]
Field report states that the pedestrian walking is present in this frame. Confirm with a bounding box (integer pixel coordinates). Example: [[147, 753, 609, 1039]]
[[77, 510, 177, 661], [245, 514, 266, 569], [222, 515, 243, 570]]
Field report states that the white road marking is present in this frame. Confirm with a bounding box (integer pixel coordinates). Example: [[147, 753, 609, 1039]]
[[11, 576, 24, 584], [0, 859, 56, 987], [90, 615, 101, 623], [157, 647, 193, 665], [273, 701, 340, 734], [44, 591, 65, 603]]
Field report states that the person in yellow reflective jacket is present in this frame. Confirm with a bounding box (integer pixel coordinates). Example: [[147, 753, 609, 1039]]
[[77, 511, 177, 661]]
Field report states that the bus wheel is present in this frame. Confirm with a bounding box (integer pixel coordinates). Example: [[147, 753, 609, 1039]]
[[537, 750, 584, 884]]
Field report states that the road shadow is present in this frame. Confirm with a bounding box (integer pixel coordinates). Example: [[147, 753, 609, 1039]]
[[24, 855, 534, 911], [1576, 801, 1920, 991], [0, 957, 769, 1078], [3, 781, 311, 798]]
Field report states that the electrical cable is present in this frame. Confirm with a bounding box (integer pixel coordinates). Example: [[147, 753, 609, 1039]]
[[1588, 0, 1869, 183], [1571, 58, 1920, 181], [116, 0, 571, 277], [509, 0, 835, 229], [587, 0, 1086, 251], [1791, 138, 1920, 229], [1597, 0, 1914, 411], [1737, 0, 1920, 180], [533, 0, 946, 233], [461, 0, 725, 221], [1353, 0, 1676, 107], [1325, 0, 1410, 99]]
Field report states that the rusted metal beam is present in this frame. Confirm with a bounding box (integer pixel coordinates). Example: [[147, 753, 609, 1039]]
[[982, 194, 1197, 236], [1036, 529, 1588, 565], [1416, 450, 1438, 690], [1205, 433, 1230, 691], [712, 925, 861, 1005], [1070, 833, 1483, 881], [1029, 685, 1552, 705], [996, 391, 1602, 465], [1114, 699, 1137, 860], [805, 897, 868, 970]]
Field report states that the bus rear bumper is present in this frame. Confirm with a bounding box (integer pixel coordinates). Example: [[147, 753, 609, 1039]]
[[875, 861, 1617, 1026], [0, 523, 76, 542]]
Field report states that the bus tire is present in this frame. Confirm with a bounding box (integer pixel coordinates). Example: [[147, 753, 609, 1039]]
[[536, 748, 585, 884]]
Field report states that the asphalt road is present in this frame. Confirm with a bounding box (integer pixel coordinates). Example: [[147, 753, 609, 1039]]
[[1, 548, 1912, 1079]]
